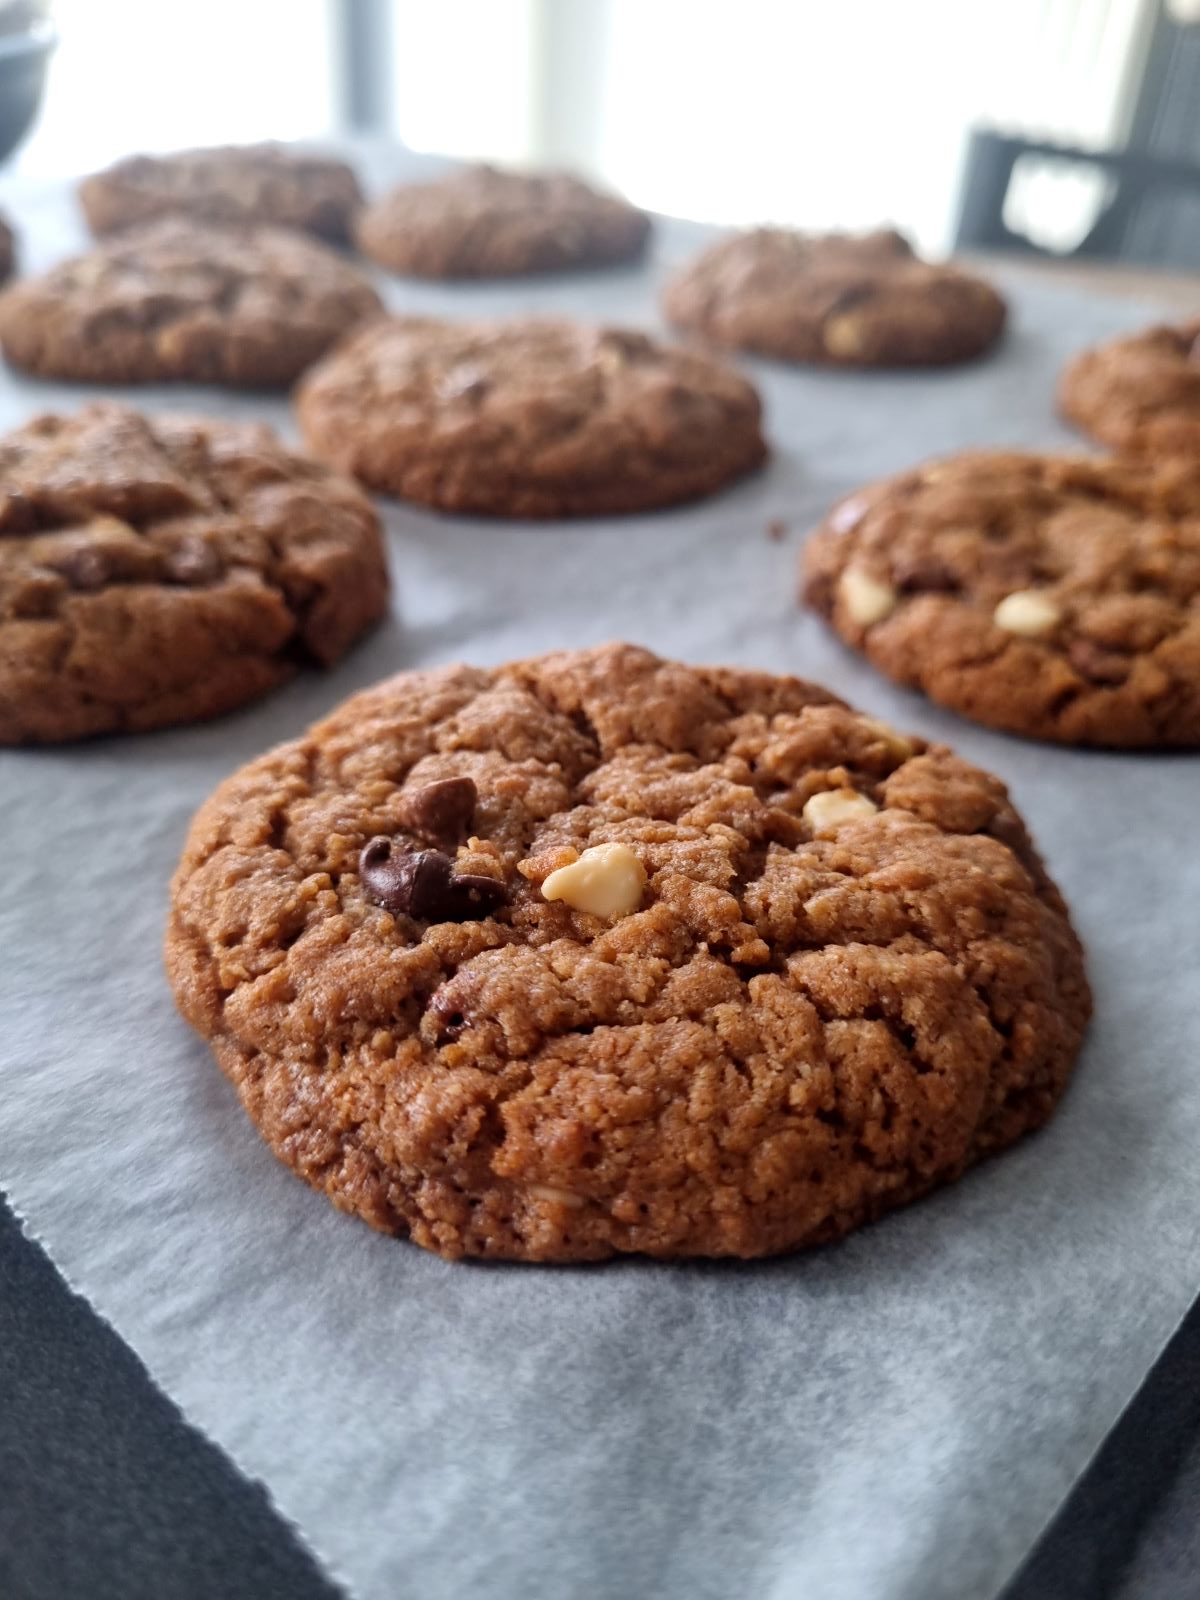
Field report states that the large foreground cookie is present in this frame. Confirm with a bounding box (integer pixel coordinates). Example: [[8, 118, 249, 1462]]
[[0, 218, 382, 387], [1059, 320, 1200, 459], [356, 163, 650, 278], [296, 317, 766, 516], [166, 643, 1090, 1262], [803, 452, 1200, 747], [79, 143, 364, 243], [0, 404, 388, 742], [664, 227, 1006, 366]]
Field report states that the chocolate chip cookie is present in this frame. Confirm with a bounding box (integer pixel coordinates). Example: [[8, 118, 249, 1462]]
[[0, 404, 388, 743], [803, 452, 1200, 746], [0, 218, 382, 388], [166, 642, 1090, 1263], [296, 317, 766, 516], [355, 163, 650, 278], [79, 143, 364, 243], [663, 227, 1007, 366], [1059, 320, 1200, 459]]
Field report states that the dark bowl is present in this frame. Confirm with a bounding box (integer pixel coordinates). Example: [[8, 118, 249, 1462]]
[[0, 24, 55, 166]]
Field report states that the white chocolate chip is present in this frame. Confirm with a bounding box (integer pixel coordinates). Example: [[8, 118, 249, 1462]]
[[528, 1185, 586, 1209], [824, 312, 868, 357], [839, 567, 897, 626], [541, 842, 647, 919], [993, 589, 1062, 637], [861, 716, 914, 760], [803, 788, 879, 836]]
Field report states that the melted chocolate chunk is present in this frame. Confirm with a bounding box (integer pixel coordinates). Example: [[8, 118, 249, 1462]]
[[166, 535, 222, 585], [0, 489, 36, 534], [894, 555, 959, 594], [359, 836, 508, 922], [428, 986, 469, 1043], [402, 776, 477, 846], [1068, 636, 1129, 685], [51, 545, 111, 591], [802, 568, 835, 616]]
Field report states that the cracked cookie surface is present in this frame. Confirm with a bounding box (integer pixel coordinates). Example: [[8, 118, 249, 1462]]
[[166, 642, 1089, 1262], [1059, 320, 1200, 459], [663, 227, 1006, 366], [0, 403, 388, 742], [79, 143, 364, 243], [356, 163, 650, 279], [803, 451, 1200, 747], [0, 217, 382, 387], [296, 316, 767, 516]]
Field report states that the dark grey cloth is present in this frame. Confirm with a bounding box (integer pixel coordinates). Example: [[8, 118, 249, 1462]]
[[1006, 1294, 1200, 1599], [3, 1185, 1197, 1600], [0, 1191, 338, 1600]]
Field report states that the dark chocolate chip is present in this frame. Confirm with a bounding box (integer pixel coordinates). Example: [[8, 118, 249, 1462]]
[[826, 284, 874, 320], [166, 536, 222, 586], [802, 570, 836, 616], [594, 328, 654, 365], [51, 546, 111, 591], [440, 367, 489, 403], [402, 776, 477, 846], [359, 837, 509, 923], [1067, 637, 1129, 685], [894, 555, 959, 594], [428, 988, 469, 1043], [0, 489, 36, 534]]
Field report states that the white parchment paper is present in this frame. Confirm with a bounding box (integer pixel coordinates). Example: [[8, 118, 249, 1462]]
[[2, 151, 1199, 1600]]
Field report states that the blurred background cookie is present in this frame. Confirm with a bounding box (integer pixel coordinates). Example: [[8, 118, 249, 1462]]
[[297, 316, 766, 516], [0, 217, 382, 387], [0, 403, 388, 742], [1060, 321, 1200, 459], [356, 164, 650, 279], [79, 143, 364, 243], [803, 451, 1200, 747], [664, 227, 1007, 366]]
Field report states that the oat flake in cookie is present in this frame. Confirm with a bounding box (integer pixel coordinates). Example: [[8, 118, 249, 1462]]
[[166, 643, 1090, 1262], [1059, 319, 1200, 460], [296, 316, 767, 517], [663, 227, 1006, 366], [79, 144, 364, 243], [803, 451, 1200, 747], [356, 163, 650, 279], [0, 218, 382, 388], [0, 404, 388, 743]]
